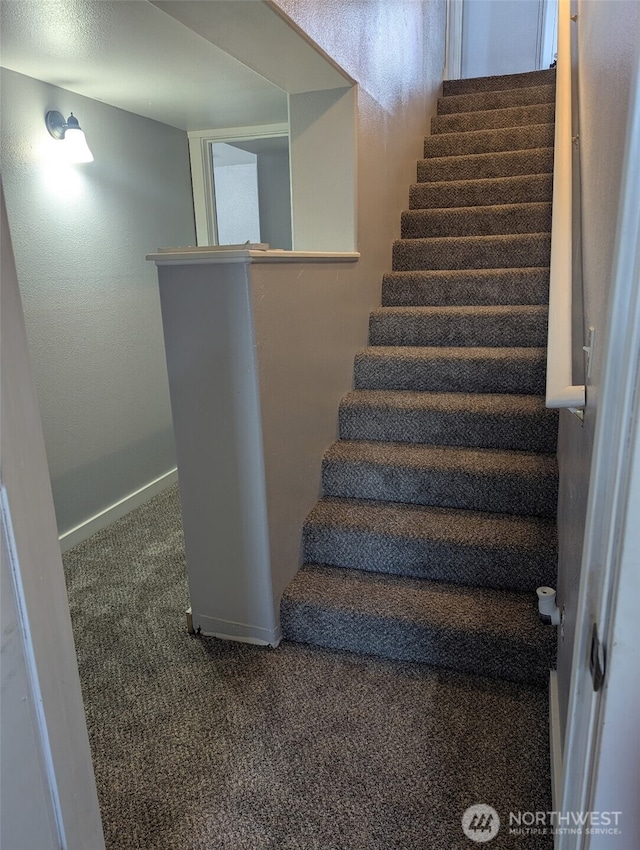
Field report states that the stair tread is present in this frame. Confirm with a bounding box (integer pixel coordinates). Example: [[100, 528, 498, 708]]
[[412, 173, 552, 191], [437, 84, 556, 115], [324, 439, 557, 476], [405, 201, 552, 215], [418, 147, 554, 168], [382, 267, 551, 305], [341, 388, 550, 416], [357, 344, 547, 360], [401, 203, 552, 238], [354, 346, 547, 395], [339, 387, 557, 452], [356, 345, 546, 352], [370, 304, 547, 319], [410, 173, 553, 209], [443, 69, 556, 97], [432, 103, 555, 134], [384, 266, 549, 279], [382, 267, 551, 306], [425, 122, 555, 145], [369, 304, 549, 345], [394, 231, 551, 248], [306, 496, 556, 547], [393, 232, 551, 271], [418, 148, 554, 182], [283, 564, 549, 641]]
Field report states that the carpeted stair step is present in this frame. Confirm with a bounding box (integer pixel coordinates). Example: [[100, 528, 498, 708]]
[[423, 123, 554, 158], [382, 268, 550, 307], [368, 305, 548, 347], [401, 202, 552, 238], [417, 148, 553, 183], [393, 232, 551, 271], [303, 497, 557, 591], [321, 440, 558, 517], [410, 173, 553, 209], [339, 390, 558, 452], [443, 68, 556, 97], [437, 84, 555, 116], [280, 67, 559, 686], [432, 102, 555, 134], [280, 564, 556, 685], [354, 346, 547, 394]]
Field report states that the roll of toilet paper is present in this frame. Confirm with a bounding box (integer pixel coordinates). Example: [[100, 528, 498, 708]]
[[536, 586, 560, 624]]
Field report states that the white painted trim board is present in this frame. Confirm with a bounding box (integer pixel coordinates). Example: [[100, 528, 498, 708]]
[[58, 468, 178, 553], [549, 669, 563, 813]]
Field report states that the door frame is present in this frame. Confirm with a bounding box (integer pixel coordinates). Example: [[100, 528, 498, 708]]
[[558, 51, 640, 850], [187, 123, 289, 246]]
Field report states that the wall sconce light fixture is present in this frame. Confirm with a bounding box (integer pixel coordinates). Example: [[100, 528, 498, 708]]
[[45, 111, 94, 163]]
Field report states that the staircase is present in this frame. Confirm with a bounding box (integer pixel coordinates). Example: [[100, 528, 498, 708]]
[[281, 69, 559, 687]]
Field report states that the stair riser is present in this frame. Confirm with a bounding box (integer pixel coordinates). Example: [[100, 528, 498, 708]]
[[338, 404, 558, 452], [424, 123, 554, 158], [393, 234, 551, 271], [443, 69, 556, 97], [354, 353, 547, 395], [438, 84, 555, 115], [303, 526, 556, 591], [280, 602, 553, 685], [382, 270, 550, 307], [369, 311, 548, 347], [401, 204, 552, 239], [410, 174, 553, 209], [321, 458, 558, 517], [432, 103, 555, 134], [417, 148, 553, 183]]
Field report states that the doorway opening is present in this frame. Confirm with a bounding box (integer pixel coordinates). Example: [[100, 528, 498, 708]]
[[188, 126, 292, 250]]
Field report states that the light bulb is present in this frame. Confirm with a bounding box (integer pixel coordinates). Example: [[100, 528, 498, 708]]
[[64, 127, 94, 163]]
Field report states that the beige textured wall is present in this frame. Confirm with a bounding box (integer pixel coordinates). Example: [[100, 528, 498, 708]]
[[253, 0, 446, 602], [556, 0, 640, 736]]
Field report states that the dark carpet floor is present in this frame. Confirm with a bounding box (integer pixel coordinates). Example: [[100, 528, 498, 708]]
[[63, 484, 553, 850]]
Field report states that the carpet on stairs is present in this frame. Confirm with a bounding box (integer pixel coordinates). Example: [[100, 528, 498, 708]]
[[281, 67, 559, 688]]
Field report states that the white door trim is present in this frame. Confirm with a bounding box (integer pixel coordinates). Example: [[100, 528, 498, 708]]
[[539, 0, 559, 70], [558, 53, 640, 850], [444, 0, 463, 81], [188, 124, 289, 246]]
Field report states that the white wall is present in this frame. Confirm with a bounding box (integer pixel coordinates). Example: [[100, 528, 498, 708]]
[[1, 185, 105, 850], [0, 69, 195, 536], [556, 0, 640, 737], [257, 150, 292, 251], [461, 0, 545, 78], [213, 160, 261, 244], [288, 86, 356, 251]]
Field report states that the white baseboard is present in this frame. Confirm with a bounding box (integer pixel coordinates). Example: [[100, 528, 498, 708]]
[[58, 468, 178, 553], [549, 669, 563, 813], [190, 610, 282, 648]]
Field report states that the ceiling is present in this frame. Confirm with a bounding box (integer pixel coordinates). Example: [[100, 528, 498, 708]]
[[213, 137, 290, 167], [0, 0, 297, 131]]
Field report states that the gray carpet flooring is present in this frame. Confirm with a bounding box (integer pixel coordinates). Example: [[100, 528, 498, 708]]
[[64, 485, 552, 850]]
